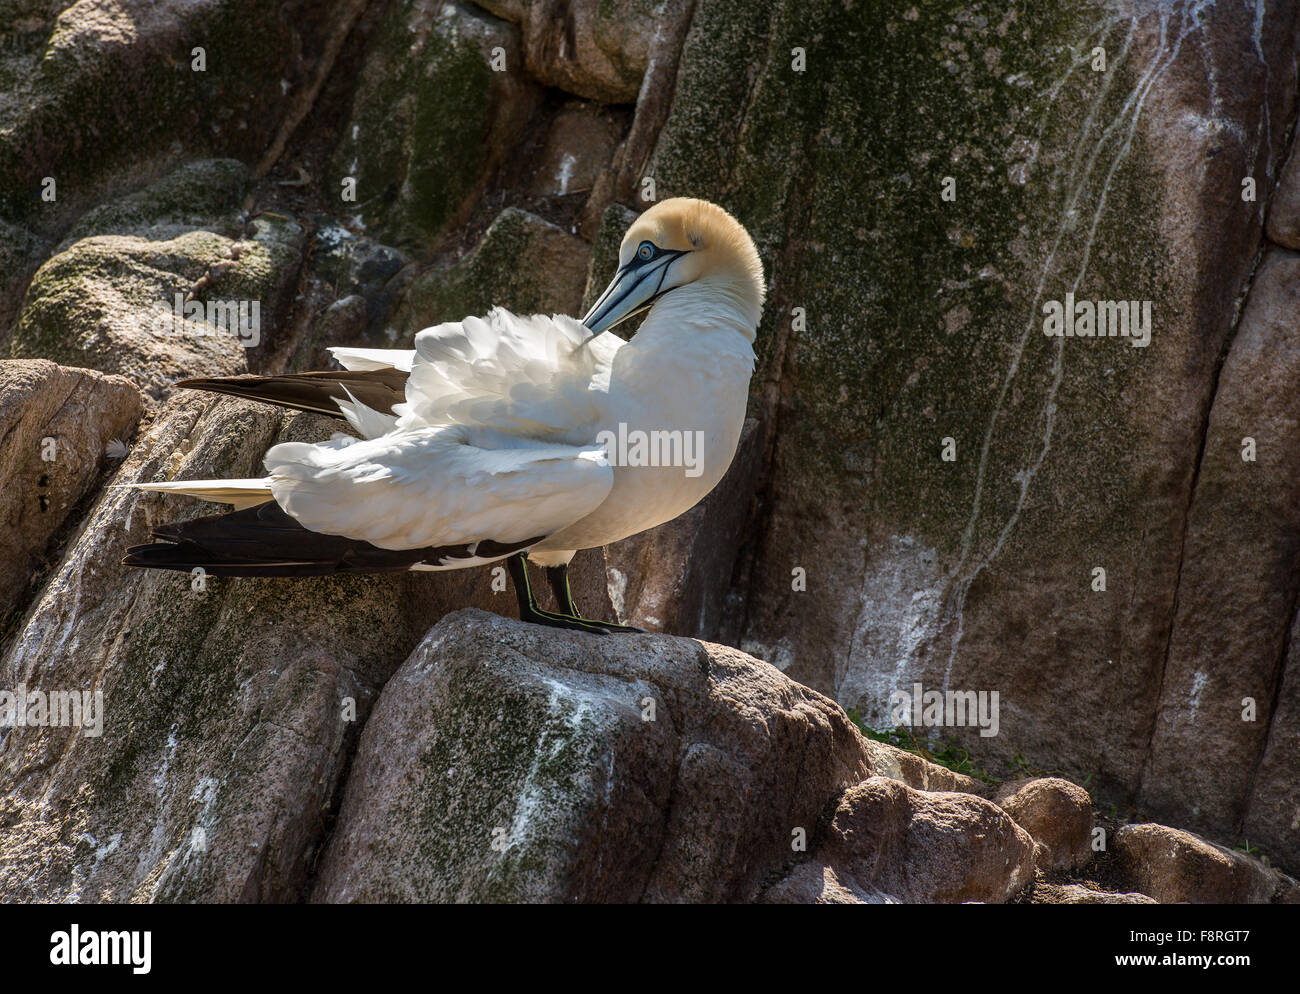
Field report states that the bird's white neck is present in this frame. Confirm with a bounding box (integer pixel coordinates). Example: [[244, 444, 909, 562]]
[[626, 277, 760, 364]]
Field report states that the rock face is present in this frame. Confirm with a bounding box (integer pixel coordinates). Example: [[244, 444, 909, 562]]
[[0, 397, 517, 902], [594, 0, 1300, 876], [1139, 249, 1300, 843], [526, 102, 625, 198], [313, 610, 994, 903], [648, 0, 1300, 862], [392, 207, 592, 335], [0, 0, 341, 226], [331, 1, 541, 246]]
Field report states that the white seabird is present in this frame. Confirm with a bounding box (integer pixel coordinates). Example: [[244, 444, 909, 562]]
[[123, 197, 766, 633]]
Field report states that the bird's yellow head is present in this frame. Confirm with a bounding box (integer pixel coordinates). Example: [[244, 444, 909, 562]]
[[582, 198, 765, 337]]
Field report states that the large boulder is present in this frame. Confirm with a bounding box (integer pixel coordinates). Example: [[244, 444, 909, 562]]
[[763, 777, 1036, 904], [477, 0, 662, 103], [0, 396, 521, 903], [993, 777, 1094, 871], [10, 217, 304, 400], [311, 609, 983, 903], [1114, 823, 1294, 904]]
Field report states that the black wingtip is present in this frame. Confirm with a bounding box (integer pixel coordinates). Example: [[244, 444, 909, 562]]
[[121, 504, 543, 579], [122, 542, 201, 572]]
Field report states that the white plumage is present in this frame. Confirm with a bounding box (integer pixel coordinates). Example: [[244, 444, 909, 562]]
[[267, 422, 612, 552], [127, 198, 767, 624]]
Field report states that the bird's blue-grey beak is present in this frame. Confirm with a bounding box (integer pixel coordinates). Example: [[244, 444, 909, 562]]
[[582, 250, 687, 334]]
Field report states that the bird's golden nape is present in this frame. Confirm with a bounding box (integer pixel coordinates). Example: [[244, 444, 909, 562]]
[[582, 197, 765, 335]]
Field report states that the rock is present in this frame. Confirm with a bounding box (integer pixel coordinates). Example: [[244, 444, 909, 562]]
[[1114, 823, 1287, 904], [393, 208, 592, 333], [0, 395, 522, 903], [797, 777, 1036, 904], [0, 0, 335, 228], [1138, 250, 1300, 836], [1276, 872, 1300, 904], [0, 218, 40, 338], [643, 0, 1300, 839], [759, 862, 897, 904], [993, 777, 1094, 870], [859, 736, 990, 795], [0, 360, 143, 620], [311, 609, 979, 903], [1029, 883, 1156, 905], [332, 1, 541, 245], [10, 216, 304, 400], [1266, 142, 1300, 249], [603, 418, 764, 637], [307, 224, 408, 314], [57, 160, 252, 249], [478, 0, 661, 103], [1244, 606, 1300, 875], [526, 102, 624, 198], [267, 223, 411, 374]]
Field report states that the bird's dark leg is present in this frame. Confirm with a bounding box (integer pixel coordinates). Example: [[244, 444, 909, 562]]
[[507, 554, 615, 635], [545, 562, 647, 634], [546, 564, 580, 616]]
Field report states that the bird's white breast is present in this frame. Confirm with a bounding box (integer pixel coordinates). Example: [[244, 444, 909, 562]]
[[534, 291, 756, 556]]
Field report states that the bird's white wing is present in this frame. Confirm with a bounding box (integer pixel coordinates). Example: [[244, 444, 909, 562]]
[[396, 307, 621, 440], [263, 423, 613, 551]]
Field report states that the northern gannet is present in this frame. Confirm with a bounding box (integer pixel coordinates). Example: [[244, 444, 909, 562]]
[[122, 198, 765, 633]]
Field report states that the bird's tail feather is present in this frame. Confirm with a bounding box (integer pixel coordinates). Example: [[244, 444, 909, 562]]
[[177, 368, 408, 420], [120, 479, 274, 510]]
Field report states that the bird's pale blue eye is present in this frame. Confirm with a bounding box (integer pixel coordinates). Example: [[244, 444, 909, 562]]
[[637, 241, 655, 261]]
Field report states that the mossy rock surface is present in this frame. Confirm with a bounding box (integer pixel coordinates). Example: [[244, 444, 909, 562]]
[[58, 159, 251, 248], [331, 1, 540, 248], [394, 207, 590, 335], [0, 0, 329, 226], [310, 609, 980, 902], [647, 0, 1292, 809], [0, 397, 517, 902], [11, 209, 306, 399]]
